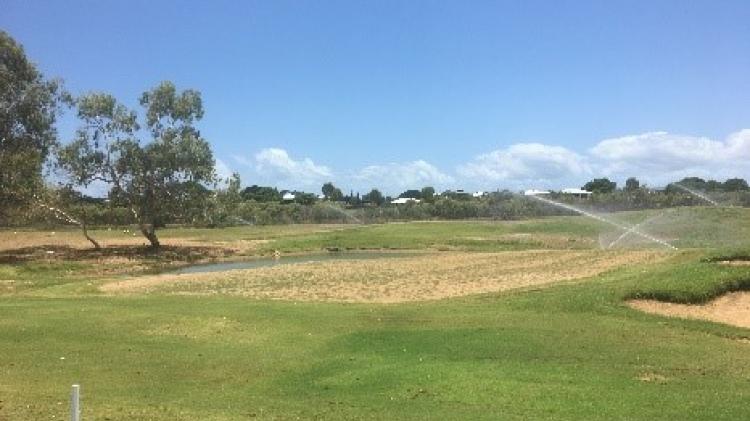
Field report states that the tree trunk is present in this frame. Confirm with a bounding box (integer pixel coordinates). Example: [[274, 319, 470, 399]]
[[35, 197, 101, 250], [139, 223, 160, 249], [79, 206, 100, 249], [81, 220, 101, 250]]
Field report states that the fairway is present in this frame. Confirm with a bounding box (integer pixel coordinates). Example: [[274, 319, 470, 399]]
[[1, 207, 749, 420]]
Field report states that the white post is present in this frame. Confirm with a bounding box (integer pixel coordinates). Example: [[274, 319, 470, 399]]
[[70, 384, 80, 421]]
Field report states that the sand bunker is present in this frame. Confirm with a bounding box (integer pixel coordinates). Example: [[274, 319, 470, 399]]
[[628, 292, 750, 329], [102, 249, 664, 303]]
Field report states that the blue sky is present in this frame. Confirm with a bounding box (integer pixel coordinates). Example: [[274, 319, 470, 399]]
[[3, 0, 750, 194]]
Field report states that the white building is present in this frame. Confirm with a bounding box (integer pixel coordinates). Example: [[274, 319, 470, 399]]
[[472, 191, 488, 198], [561, 188, 592, 197], [523, 189, 551, 196], [282, 192, 296, 201], [390, 197, 420, 204]]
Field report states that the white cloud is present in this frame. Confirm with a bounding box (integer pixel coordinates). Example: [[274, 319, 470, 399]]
[[457, 143, 591, 188], [232, 148, 332, 189], [231, 154, 253, 168], [254, 148, 332, 179], [589, 130, 750, 185], [214, 158, 234, 183], [354, 160, 454, 193], [726, 129, 750, 158], [222, 130, 750, 193]]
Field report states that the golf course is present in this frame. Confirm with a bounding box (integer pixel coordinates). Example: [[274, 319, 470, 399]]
[[4, 2, 750, 419], [1, 206, 749, 420]]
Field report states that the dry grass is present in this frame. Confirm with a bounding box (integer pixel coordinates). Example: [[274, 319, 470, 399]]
[[719, 260, 750, 267], [0, 231, 265, 252], [0, 230, 170, 250], [102, 249, 666, 303], [628, 291, 750, 329], [0, 225, 349, 264], [0, 231, 268, 269]]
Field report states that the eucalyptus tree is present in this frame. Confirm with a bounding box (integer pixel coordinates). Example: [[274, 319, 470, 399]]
[[0, 30, 67, 218], [57, 82, 215, 248], [55, 93, 138, 248]]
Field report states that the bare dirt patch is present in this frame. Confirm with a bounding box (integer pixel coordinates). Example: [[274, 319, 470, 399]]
[[628, 292, 750, 329], [102, 250, 665, 303], [718, 260, 750, 267], [636, 372, 669, 383], [0, 231, 265, 267]]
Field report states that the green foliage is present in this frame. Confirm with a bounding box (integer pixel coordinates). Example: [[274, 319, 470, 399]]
[[363, 188, 385, 206], [241, 185, 281, 202], [723, 178, 749, 192], [57, 92, 139, 186], [676, 177, 708, 191], [202, 173, 243, 227], [293, 192, 317, 205], [583, 177, 616, 194], [667, 176, 748, 193], [57, 82, 215, 246], [399, 189, 422, 199], [0, 31, 67, 216], [624, 177, 640, 192], [421, 186, 435, 203], [322, 182, 343, 201]]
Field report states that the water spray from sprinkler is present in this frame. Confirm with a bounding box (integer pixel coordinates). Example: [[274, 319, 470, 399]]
[[526, 193, 678, 250], [320, 203, 363, 224], [673, 184, 720, 207], [606, 213, 664, 249]]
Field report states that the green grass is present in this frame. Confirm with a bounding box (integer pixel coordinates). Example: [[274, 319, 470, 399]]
[[625, 258, 750, 304], [260, 218, 604, 254], [603, 207, 750, 249], [259, 207, 750, 253], [1, 255, 749, 420], [2, 207, 750, 420]]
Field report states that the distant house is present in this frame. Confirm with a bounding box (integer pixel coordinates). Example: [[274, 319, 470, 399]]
[[441, 189, 471, 198], [523, 189, 551, 196], [561, 188, 592, 198], [282, 192, 296, 201], [472, 191, 488, 198], [390, 197, 420, 204]]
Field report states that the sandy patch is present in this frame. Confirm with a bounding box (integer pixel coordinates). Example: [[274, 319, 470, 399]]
[[718, 260, 750, 267], [464, 233, 594, 249], [102, 250, 665, 303], [628, 292, 750, 329], [636, 372, 668, 383]]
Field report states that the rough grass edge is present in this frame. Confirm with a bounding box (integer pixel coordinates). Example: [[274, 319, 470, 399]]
[[625, 277, 750, 305], [701, 246, 750, 263], [625, 251, 750, 304]]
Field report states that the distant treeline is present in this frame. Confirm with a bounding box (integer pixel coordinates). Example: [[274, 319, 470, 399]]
[[7, 176, 749, 228]]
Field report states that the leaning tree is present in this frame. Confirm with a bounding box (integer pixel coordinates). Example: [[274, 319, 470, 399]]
[[57, 82, 215, 248]]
